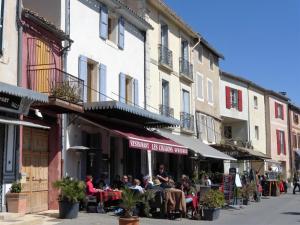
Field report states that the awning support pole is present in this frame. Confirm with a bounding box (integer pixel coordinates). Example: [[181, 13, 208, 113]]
[[147, 150, 152, 182]]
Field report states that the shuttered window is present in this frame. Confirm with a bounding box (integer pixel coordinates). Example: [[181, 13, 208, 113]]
[[196, 73, 203, 100], [133, 79, 138, 106], [0, 0, 4, 55], [207, 79, 213, 105], [276, 130, 286, 155], [225, 86, 242, 111], [99, 64, 107, 101], [196, 113, 207, 142], [207, 116, 215, 143], [119, 73, 126, 103]]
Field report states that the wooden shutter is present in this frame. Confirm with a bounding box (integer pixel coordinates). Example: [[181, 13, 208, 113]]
[[275, 102, 278, 118], [276, 130, 281, 155], [0, 0, 4, 54], [225, 86, 231, 109], [118, 17, 125, 49], [119, 73, 126, 103], [99, 64, 107, 101], [282, 105, 285, 120], [283, 131, 286, 155], [100, 4, 108, 39], [238, 90, 243, 112], [133, 79, 139, 106], [78, 56, 88, 102]]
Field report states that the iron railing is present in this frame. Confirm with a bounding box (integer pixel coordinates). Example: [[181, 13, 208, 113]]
[[159, 104, 174, 117], [221, 138, 253, 149], [180, 112, 194, 132], [179, 57, 193, 80], [27, 68, 84, 104], [158, 44, 173, 69]]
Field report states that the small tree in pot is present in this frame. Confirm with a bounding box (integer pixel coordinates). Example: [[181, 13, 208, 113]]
[[119, 187, 142, 225], [201, 189, 225, 221], [53, 177, 85, 219], [6, 182, 27, 214]]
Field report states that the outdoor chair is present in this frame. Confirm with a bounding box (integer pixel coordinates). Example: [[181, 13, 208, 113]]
[[85, 195, 98, 213], [149, 190, 164, 218]]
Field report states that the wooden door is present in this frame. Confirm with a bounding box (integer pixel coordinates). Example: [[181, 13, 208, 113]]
[[22, 127, 49, 213]]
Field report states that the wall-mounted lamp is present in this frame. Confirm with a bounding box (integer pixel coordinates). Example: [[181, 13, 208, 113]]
[[35, 109, 43, 118]]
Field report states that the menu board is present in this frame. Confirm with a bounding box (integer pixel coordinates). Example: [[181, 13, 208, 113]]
[[223, 174, 234, 204], [266, 172, 278, 181]]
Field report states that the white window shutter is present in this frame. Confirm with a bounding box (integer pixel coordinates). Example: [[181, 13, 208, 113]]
[[119, 73, 126, 103], [78, 55, 88, 102], [133, 79, 139, 106]]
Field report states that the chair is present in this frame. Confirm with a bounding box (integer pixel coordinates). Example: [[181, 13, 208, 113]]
[[149, 190, 164, 218], [85, 195, 98, 213]]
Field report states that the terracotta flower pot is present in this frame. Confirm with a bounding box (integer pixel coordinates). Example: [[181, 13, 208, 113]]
[[119, 216, 139, 225], [6, 193, 27, 214]]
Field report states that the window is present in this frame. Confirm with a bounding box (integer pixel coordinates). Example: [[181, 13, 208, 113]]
[[196, 113, 207, 141], [161, 24, 168, 47], [198, 46, 203, 63], [207, 79, 213, 105], [182, 90, 190, 113], [254, 96, 258, 109], [255, 126, 259, 140], [0, 0, 4, 54], [209, 54, 214, 71], [87, 61, 98, 103], [119, 73, 138, 106], [224, 126, 232, 139], [225, 86, 243, 111], [294, 113, 299, 124], [276, 130, 286, 155], [275, 102, 284, 120], [161, 80, 169, 107], [181, 39, 189, 61], [293, 133, 297, 148], [207, 117, 215, 143], [108, 15, 118, 43], [196, 73, 204, 100]]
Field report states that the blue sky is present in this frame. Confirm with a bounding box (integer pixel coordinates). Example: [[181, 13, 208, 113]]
[[164, 0, 300, 105]]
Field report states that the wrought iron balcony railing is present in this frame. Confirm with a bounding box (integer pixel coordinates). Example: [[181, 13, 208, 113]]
[[180, 112, 194, 132], [28, 68, 84, 104], [179, 57, 193, 80], [159, 104, 174, 117], [158, 44, 173, 70]]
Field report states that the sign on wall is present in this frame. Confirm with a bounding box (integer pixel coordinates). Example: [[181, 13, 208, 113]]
[[0, 93, 33, 115]]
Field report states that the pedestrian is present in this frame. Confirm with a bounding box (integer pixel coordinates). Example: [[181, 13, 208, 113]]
[[204, 175, 212, 186], [293, 172, 300, 194]]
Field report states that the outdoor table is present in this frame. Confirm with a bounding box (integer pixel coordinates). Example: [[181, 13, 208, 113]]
[[96, 190, 122, 213]]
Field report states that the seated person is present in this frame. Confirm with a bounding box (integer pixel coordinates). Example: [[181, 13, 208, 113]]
[[111, 175, 123, 190], [142, 175, 153, 190], [120, 175, 132, 189], [86, 175, 101, 196], [130, 179, 144, 194], [156, 164, 169, 188]]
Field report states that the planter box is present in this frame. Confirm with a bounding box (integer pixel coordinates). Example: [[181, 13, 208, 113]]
[[201, 208, 221, 221], [242, 198, 249, 205], [59, 201, 79, 219], [119, 217, 139, 225], [6, 193, 27, 214]]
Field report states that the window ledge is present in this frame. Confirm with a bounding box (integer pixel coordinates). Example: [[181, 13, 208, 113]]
[[105, 40, 119, 50]]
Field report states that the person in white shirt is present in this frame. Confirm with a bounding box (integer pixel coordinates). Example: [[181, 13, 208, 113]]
[[130, 179, 144, 193], [204, 175, 212, 186]]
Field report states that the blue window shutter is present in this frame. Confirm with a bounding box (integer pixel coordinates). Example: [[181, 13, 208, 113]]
[[100, 4, 108, 39], [119, 73, 126, 103], [133, 79, 139, 106], [118, 17, 125, 49], [78, 55, 88, 102], [99, 64, 107, 101]]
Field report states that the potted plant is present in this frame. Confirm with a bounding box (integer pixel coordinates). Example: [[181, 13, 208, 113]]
[[119, 187, 141, 225], [201, 189, 225, 221], [53, 177, 85, 219], [6, 182, 27, 214], [241, 185, 251, 205]]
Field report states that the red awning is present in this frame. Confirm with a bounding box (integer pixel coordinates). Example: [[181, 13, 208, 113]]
[[108, 125, 188, 155]]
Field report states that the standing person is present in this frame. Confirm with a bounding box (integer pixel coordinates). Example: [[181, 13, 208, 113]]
[[293, 172, 300, 194], [156, 164, 169, 188], [204, 175, 212, 186]]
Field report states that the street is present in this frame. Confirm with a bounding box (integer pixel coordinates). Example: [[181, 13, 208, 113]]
[[57, 192, 300, 225]]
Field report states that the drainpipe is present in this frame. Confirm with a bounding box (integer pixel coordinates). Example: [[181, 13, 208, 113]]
[[17, 0, 23, 86]]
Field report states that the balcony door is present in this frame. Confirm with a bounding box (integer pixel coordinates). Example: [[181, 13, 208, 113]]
[[181, 39, 189, 61], [161, 24, 168, 47], [161, 80, 169, 115], [182, 90, 190, 114]]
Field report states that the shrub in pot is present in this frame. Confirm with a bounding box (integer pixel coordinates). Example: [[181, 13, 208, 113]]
[[241, 185, 250, 205], [119, 187, 142, 225], [53, 177, 85, 219], [6, 182, 27, 214], [201, 189, 225, 221]]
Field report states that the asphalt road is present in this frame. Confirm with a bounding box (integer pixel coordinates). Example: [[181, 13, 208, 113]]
[[58, 191, 300, 225]]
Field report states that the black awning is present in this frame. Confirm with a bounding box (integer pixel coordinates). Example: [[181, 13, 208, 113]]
[[211, 143, 270, 160], [84, 101, 180, 127]]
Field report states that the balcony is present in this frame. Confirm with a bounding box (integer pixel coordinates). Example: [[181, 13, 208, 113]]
[[158, 44, 173, 71], [28, 68, 84, 113], [179, 58, 193, 82], [159, 104, 174, 118], [180, 112, 194, 133]]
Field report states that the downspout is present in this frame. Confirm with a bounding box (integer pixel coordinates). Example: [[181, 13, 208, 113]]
[[247, 84, 251, 171], [287, 104, 293, 177], [17, 0, 23, 87]]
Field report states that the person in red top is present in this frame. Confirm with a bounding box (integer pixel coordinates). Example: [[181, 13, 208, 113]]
[[86, 175, 101, 196]]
